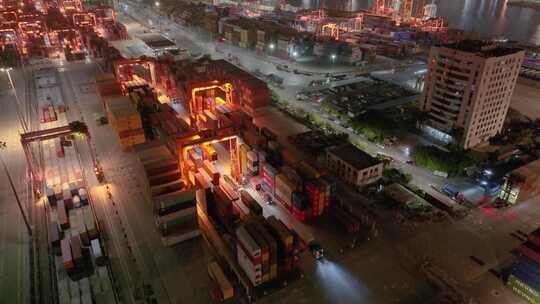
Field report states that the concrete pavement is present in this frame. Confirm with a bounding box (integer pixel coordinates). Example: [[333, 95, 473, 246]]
[[0, 69, 32, 304]]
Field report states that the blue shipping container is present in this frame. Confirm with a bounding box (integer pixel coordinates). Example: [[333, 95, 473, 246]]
[[261, 180, 274, 196], [517, 255, 540, 277], [512, 267, 540, 292]]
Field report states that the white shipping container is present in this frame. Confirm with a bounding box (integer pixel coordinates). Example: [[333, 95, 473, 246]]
[[236, 226, 261, 258], [79, 188, 88, 204], [237, 244, 262, 286], [79, 278, 90, 294], [91, 239, 102, 259], [73, 196, 81, 208]]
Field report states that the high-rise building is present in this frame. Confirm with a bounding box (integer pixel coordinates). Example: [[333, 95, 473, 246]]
[[420, 40, 524, 149]]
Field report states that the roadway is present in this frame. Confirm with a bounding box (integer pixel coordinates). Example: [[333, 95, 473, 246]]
[[0, 68, 32, 304]]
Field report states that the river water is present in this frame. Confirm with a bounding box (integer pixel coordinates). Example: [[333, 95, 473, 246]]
[[289, 0, 540, 44]]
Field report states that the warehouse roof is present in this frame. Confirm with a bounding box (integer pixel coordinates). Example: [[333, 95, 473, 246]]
[[328, 144, 381, 170], [138, 33, 176, 49]]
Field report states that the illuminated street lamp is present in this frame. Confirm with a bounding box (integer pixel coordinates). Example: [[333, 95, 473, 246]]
[[1, 67, 28, 132], [331, 54, 337, 61], [268, 43, 275, 50], [155, 1, 161, 31], [292, 51, 298, 57], [0, 141, 32, 236]]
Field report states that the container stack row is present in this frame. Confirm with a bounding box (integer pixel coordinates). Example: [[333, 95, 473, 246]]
[[235, 215, 299, 287], [101, 21, 129, 41], [149, 104, 191, 139], [135, 141, 200, 246], [41, 103, 58, 123], [47, 181, 115, 304], [207, 260, 234, 302], [104, 94, 145, 151], [153, 190, 200, 246], [95, 73, 123, 112], [238, 121, 339, 222]]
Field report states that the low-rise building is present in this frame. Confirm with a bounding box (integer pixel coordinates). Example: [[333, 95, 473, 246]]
[[499, 159, 540, 204], [326, 144, 383, 187]]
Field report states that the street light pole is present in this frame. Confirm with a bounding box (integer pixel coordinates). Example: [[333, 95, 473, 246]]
[[2, 68, 28, 132], [0, 141, 32, 236], [155, 2, 161, 32]]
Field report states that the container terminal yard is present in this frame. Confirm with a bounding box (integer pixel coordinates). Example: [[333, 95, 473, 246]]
[[1, 0, 540, 303]]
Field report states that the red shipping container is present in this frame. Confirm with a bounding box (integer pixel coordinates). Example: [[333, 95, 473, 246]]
[[305, 182, 320, 217], [56, 139, 65, 158]]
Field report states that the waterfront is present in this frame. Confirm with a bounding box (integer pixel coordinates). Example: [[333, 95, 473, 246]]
[[290, 0, 540, 44]]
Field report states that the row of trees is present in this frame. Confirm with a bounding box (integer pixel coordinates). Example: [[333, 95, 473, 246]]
[[411, 145, 472, 175], [350, 110, 400, 143]]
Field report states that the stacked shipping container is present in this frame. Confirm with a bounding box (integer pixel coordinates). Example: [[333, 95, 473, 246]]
[[105, 95, 145, 151], [153, 190, 200, 245], [135, 141, 201, 246], [235, 216, 298, 287]]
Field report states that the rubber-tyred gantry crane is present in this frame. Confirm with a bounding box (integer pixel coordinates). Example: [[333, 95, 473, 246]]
[[188, 81, 233, 127], [176, 125, 240, 185], [21, 121, 105, 193]]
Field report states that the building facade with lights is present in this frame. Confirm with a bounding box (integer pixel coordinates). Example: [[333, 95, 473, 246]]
[[420, 40, 525, 149]]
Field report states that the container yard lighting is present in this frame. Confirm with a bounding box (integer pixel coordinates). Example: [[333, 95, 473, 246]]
[[155, 1, 160, 6], [292, 51, 298, 57], [269, 43, 275, 50], [331, 54, 337, 61]]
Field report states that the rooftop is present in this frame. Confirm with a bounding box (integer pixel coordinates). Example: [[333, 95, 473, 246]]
[[443, 40, 523, 58], [328, 144, 381, 170], [138, 33, 176, 49]]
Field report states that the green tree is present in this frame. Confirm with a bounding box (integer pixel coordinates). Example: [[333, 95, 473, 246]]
[[411, 145, 472, 175], [350, 110, 400, 142]]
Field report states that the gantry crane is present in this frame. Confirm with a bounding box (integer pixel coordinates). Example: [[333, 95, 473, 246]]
[[20, 121, 104, 193], [176, 125, 240, 185], [188, 81, 233, 128]]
